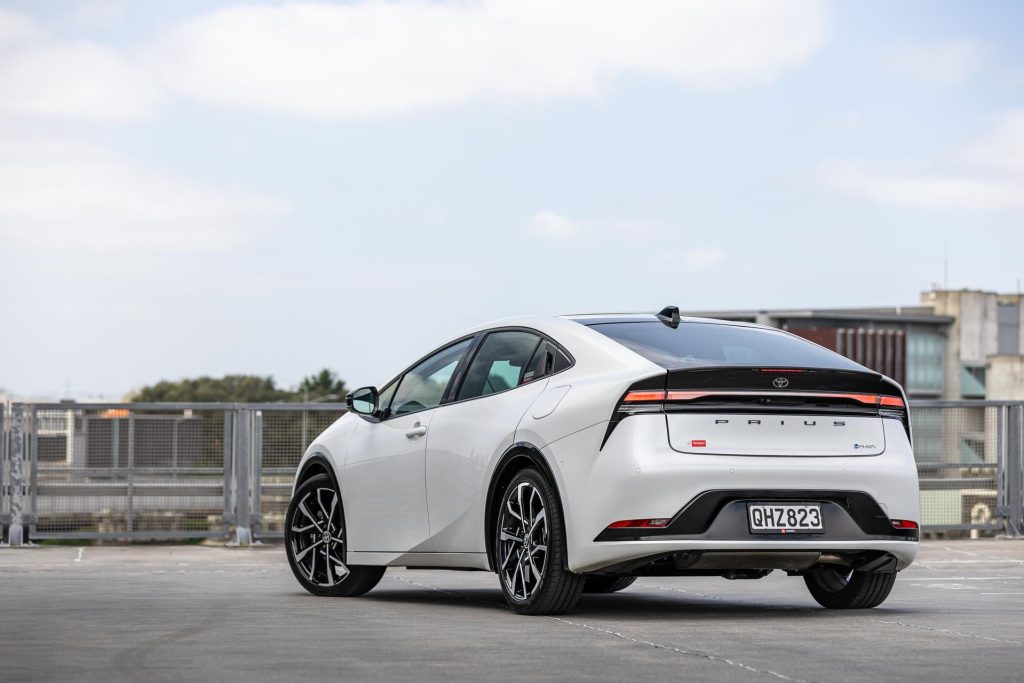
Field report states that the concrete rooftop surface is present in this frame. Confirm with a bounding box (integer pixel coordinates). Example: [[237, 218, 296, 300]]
[[1, 540, 1023, 682]]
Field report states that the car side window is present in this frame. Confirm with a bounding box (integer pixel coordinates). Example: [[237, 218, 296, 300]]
[[457, 331, 542, 401], [522, 340, 554, 384], [376, 381, 398, 414], [390, 338, 473, 417]]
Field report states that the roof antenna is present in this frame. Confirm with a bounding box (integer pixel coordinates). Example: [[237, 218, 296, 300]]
[[657, 305, 680, 329]]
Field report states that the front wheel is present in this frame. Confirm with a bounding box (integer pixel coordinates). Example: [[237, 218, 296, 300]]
[[803, 566, 896, 609], [495, 468, 584, 615], [285, 474, 385, 597]]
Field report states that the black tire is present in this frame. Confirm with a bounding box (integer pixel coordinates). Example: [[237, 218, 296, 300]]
[[495, 468, 584, 615], [803, 566, 896, 609], [583, 576, 637, 594], [285, 474, 385, 597]]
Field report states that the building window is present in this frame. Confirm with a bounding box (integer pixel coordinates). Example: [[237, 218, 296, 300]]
[[997, 302, 1020, 355], [906, 331, 943, 395], [960, 366, 986, 399]]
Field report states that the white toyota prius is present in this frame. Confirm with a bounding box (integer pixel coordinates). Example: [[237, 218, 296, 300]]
[[286, 307, 920, 614]]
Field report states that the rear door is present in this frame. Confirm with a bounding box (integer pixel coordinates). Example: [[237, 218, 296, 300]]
[[424, 330, 554, 553]]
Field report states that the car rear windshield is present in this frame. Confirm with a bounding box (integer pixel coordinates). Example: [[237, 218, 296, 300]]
[[587, 321, 867, 371]]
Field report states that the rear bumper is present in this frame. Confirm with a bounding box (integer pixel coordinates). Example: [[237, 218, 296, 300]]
[[547, 416, 920, 574]]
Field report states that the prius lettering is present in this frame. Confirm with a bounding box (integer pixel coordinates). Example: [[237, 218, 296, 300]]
[[711, 420, 847, 427]]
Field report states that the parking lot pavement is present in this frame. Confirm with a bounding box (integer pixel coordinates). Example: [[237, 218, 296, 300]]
[[1, 540, 1023, 683]]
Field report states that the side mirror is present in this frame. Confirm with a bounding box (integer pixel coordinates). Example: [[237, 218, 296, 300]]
[[346, 386, 379, 416]]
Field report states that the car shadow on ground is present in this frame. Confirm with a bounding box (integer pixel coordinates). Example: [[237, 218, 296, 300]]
[[360, 585, 925, 620]]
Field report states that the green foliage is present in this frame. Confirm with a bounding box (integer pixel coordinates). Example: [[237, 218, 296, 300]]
[[296, 369, 347, 401], [129, 369, 346, 403]]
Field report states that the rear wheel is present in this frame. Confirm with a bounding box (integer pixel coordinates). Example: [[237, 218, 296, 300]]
[[583, 576, 637, 594], [285, 474, 385, 597], [495, 468, 584, 615], [803, 566, 896, 609]]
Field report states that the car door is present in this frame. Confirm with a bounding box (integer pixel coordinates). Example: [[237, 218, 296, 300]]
[[425, 330, 561, 553], [344, 337, 473, 554]]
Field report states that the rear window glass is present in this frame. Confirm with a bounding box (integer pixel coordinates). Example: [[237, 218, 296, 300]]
[[588, 321, 866, 371]]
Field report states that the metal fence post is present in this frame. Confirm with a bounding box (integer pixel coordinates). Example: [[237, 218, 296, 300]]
[[8, 404, 25, 546], [232, 409, 253, 546], [252, 410, 263, 538], [1005, 405, 1024, 537]]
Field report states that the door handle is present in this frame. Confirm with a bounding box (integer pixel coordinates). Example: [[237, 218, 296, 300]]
[[405, 424, 428, 439]]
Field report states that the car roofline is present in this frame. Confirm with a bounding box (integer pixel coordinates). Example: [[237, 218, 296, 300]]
[[561, 313, 778, 332]]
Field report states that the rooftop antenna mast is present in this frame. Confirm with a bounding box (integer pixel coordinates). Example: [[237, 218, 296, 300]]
[[943, 237, 949, 292]]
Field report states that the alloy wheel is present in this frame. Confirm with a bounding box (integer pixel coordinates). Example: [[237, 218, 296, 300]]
[[289, 486, 349, 587], [497, 481, 549, 601]]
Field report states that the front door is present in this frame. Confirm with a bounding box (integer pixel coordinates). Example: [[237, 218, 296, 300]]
[[342, 337, 473, 553]]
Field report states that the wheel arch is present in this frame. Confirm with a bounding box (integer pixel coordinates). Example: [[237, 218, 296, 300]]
[[484, 442, 564, 572], [294, 452, 341, 495]]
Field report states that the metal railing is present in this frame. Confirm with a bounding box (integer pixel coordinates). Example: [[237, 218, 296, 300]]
[[1, 402, 346, 545], [910, 401, 1023, 536], [1, 400, 1022, 544]]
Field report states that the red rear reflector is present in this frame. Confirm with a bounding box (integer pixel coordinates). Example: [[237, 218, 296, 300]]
[[880, 396, 906, 408], [607, 518, 670, 529], [624, 390, 666, 402], [690, 439, 707, 447], [890, 519, 918, 530]]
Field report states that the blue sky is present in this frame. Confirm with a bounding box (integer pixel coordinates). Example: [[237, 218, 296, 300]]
[[1, 0, 1022, 398]]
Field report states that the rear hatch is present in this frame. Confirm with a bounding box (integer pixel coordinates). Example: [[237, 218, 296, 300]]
[[624, 367, 906, 457], [584, 317, 910, 456], [667, 367, 898, 456]]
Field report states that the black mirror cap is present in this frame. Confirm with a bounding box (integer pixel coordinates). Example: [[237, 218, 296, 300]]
[[346, 386, 379, 416]]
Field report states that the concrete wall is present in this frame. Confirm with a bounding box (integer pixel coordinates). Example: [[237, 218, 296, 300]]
[[986, 355, 1024, 400], [921, 289, 963, 399], [921, 288, 1022, 399]]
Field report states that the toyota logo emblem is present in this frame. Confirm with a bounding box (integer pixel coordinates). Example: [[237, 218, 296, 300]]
[[772, 377, 790, 389]]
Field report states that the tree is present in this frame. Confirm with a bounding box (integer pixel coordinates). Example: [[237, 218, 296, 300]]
[[128, 371, 347, 403], [296, 369, 347, 402]]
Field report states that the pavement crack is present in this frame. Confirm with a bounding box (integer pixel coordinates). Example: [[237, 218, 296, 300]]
[[648, 583, 1024, 648], [390, 575, 821, 683], [870, 619, 1024, 647], [547, 615, 823, 683]]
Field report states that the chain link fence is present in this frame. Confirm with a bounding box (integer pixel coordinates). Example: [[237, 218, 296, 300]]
[[1, 400, 1022, 544], [0, 402, 345, 545], [911, 401, 1024, 536]]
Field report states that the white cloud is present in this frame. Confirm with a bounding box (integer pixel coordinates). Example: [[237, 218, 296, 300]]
[[891, 39, 984, 87], [525, 211, 672, 243], [526, 211, 582, 241], [650, 247, 727, 272], [822, 162, 1023, 211], [1, 1, 826, 122], [155, 0, 826, 119], [822, 111, 1024, 211], [0, 136, 290, 252], [0, 10, 159, 122]]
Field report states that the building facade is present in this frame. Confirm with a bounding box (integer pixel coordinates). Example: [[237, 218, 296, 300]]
[[693, 288, 1024, 402]]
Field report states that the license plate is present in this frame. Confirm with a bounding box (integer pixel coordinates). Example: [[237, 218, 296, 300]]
[[747, 503, 823, 534]]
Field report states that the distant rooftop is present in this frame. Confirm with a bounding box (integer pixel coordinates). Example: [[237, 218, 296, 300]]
[[688, 306, 955, 325]]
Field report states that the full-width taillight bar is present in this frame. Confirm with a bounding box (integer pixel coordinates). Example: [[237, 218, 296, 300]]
[[623, 389, 904, 408]]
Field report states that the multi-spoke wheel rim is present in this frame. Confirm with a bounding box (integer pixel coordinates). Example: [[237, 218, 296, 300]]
[[497, 481, 548, 601], [289, 486, 349, 587]]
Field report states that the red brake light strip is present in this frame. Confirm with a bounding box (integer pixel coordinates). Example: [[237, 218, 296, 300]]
[[623, 389, 904, 408]]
